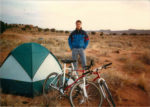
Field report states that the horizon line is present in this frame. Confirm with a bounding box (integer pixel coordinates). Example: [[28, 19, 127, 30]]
[[1, 20, 150, 31]]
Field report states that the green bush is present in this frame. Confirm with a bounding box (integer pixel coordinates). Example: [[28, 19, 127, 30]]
[[100, 32, 103, 36], [25, 25, 31, 30], [21, 27, 26, 31], [38, 28, 42, 32], [122, 33, 127, 35], [91, 31, 96, 35], [44, 28, 49, 32], [65, 31, 69, 33], [59, 30, 64, 33], [112, 33, 116, 35], [50, 28, 56, 32], [0, 21, 7, 34], [130, 33, 137, 36]]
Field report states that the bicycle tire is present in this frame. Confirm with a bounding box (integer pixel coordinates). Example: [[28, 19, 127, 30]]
[[43, 72, 61, 106], [100, 81, 115, 107], [70, 81, 103, 107]]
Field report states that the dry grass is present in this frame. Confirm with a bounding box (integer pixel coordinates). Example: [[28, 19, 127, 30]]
[[101, 69, 130, 89], [0, 94, 49, 106], [138, 51, 150, 65], [117, 56, 127, 63], [123, 60, 145, 73], [99, 69, 132, 102], [0, 39, 22, 52], [30, 37, 69, 54], [136, 73, 147, 92], [1, 30, 150, 106]]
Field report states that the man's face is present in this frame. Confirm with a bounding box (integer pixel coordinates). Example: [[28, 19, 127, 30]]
[[76, 22, 82, 29]]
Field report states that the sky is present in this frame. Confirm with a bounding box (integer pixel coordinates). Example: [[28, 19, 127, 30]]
[[0, 0, 150, 30]]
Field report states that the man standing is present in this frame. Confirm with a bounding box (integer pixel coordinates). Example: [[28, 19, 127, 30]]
[[68, 20, 89, 70]]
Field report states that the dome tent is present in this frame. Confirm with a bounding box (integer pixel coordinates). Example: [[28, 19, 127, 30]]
[[0, 43, 62, 97]]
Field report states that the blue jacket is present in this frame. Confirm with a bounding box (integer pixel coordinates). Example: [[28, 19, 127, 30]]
[[68, 28, 89, 50]]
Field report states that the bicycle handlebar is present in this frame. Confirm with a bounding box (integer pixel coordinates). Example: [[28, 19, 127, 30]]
[[102, 63, 112, 69], [82, 60, 112, 76], [82, 62, 112, 76], [93, 62, 112, 72], [84, 60, 94, 70]]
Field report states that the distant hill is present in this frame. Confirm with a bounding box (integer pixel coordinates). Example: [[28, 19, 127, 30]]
[[0, 20, 70, 34], [99, 29, 150, 35], [1, 20, 150, 35]]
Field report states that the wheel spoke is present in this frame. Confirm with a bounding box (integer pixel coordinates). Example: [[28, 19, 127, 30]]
[[70, 81, 103, 107]]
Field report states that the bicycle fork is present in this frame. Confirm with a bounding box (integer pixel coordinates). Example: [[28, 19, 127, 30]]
[[98, 78, 107, 99], [82, 77, 88, 98]]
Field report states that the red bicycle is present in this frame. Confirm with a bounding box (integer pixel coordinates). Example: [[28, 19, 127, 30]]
[[70, 61, 115, 107], [43, 59, 102, 106]]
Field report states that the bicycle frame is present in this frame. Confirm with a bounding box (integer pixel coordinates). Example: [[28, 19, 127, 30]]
[[49, 62, 86, 90], [64, 73, 85, 91], [91, 66, 114, 101]]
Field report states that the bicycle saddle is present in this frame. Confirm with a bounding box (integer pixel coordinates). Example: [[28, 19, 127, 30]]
[[61, 59, 76, 64]]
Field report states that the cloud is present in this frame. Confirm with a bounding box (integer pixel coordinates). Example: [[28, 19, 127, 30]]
[[0, 0, 150, 30]]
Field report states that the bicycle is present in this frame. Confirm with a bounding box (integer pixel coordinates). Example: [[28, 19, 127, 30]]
[[43, 59, 102, 106], [70, 61, 116, 107]]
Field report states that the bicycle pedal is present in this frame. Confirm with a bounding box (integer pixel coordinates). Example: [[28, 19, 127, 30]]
[[51, 84, 55, 86], [59, 87, 65, 94], [79, 99, 85, 104]]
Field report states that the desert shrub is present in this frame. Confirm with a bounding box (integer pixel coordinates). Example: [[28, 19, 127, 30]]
[[130, 33, 137, 36], [7, 24, 13, 29], [101, 70, 126, 90], [25, 25, 31, 30], [0, 21, 7, 34], [21, 27, 26, 31], [122, 33, 127, 35], [65, 31, 69, 33], [100, 32, 103, 36], [136, 73, 147, 91], [0, 38, 22, 52], [117, 56, 127, 62], [140, 34, 144, 35], [139, 52, 150, 65], [126, 41, 132, 47], [144, 33, 149, 35], [56, 54, 72, 61], [113, 50, 120, 54], [59, 30, 64, 33], [50, 28, 56, 32], [38, 28, 42, 32], [100, 51, 109, 57], [123, 60, 145, 73], [91, 31, 96, 35], [112, 33, 116, 35], [108, 42, 122, 48], [56, 30, 63, 33], [44, 28, 49, 32]]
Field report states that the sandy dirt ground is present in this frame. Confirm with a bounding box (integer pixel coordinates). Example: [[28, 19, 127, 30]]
[[0, 29, 150, 106]]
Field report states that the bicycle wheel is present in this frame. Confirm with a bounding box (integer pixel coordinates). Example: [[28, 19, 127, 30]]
[[43, 72, 62, 106], [100, 81, 115, 107], [70, 81, 103, 107]]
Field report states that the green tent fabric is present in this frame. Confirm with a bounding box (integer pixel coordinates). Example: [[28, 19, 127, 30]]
[[0, 42, 62, 97], [11, 43, 50, 78]]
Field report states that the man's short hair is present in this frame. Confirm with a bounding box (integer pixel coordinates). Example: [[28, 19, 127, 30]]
[[76, 20, 82, 24]]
